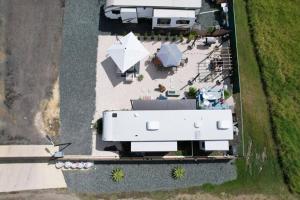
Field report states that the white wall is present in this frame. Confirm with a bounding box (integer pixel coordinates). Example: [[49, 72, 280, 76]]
[[152, 17, 195, 29]]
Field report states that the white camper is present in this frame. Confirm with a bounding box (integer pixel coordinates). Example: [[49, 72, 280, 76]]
[[104, 0, 202, 29]]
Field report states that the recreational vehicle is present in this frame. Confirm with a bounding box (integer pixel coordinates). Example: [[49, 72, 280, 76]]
[[104, 0, 202, 29]]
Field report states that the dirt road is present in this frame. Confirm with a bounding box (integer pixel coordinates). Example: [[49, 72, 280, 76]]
[[0, 0, 64, 144], [0, 190, 286, 200]]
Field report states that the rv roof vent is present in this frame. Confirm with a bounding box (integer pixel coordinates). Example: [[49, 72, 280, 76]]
[[217, 120, 231, 130], [146, 121, 160, 131], [194, 122, 202, 128]]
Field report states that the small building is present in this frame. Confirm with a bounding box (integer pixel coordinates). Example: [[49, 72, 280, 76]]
[[102, 110, 233, 152]]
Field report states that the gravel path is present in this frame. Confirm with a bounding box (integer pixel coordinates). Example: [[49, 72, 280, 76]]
[[64, 161, 236, 194], [59, 0, 99, 154]]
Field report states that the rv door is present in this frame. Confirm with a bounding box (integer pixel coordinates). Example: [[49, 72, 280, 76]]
[[121, 8, 138, 23]]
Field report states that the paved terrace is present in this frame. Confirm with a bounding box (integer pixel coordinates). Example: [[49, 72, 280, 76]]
[[94, 35, 234, 118]]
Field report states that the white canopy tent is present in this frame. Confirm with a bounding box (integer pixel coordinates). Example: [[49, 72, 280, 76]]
[[157, 44, 182, 67], [107, 32, 149, 73]]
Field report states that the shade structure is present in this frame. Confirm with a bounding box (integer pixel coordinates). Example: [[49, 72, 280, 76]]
[[107, 32, 149, 73], [157, 44, 182, 67]]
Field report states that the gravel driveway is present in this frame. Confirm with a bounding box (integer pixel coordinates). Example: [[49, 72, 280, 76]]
[[64, 161, 236, 194], [59, 0, 99, 154]]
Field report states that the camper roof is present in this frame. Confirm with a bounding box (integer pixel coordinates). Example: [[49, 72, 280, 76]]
[[106, 0, 202, 9], [102, 110, 233, 142]]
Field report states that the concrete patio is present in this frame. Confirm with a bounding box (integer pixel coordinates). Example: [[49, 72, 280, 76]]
[[94, 35, 233, 119]]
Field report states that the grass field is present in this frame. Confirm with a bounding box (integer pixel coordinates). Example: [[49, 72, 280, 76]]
[[199, 0, 288, 196], [246, 0, 300, 194]]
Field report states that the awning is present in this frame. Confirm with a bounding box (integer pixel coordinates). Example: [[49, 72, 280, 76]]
[[153, 9, 195, 18], [131, 141, 177, 152], [204, 141, 229, 151]]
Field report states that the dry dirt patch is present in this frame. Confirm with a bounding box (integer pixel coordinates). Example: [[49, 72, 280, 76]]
[[36, 79, 60, 137]]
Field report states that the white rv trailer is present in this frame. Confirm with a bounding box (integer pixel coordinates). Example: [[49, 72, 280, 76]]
[[104, 0, 202, 29], [102, 110, 233, 152]]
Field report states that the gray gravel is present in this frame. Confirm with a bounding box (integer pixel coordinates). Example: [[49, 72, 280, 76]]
[[64, 161, 236, 194], [59, 0, 99, 154]]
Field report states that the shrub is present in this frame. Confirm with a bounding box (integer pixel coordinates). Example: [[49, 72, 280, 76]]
[[144, 32, 148, 40], [172, 35, 177, 42], [136, 33, 141, 40], [224, 89, 231, 99], [188, 87, 197, 98], [137, 74, 144, 81], [179, 33, 184, 42], [151, 31, 155, 40], [111, 168, 125, 182], [175, 150, 183, 156], [207, 27, 216, 35], [187, 31, 197, 43], [172, 166, 185, 180], [93, 118, 103, 134], [166, 32, 171, 41], [157, 34, 161, 41]]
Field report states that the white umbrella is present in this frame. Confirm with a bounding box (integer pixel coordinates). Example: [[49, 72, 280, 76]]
[[107, 32, 149, 73], [157, 44, 182, 67]]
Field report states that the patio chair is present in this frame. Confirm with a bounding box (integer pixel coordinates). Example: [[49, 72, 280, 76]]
[[125, 72, 134, 83]]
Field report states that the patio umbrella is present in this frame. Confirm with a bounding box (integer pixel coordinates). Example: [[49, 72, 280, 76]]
[[107, 32, 149, 73], [157, 44, 182, 67]]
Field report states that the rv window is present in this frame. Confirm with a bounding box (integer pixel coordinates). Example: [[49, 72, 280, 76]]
[[157, 18, 171, 25], [111, 10, 120, 15], [176, 20, 190, 24]]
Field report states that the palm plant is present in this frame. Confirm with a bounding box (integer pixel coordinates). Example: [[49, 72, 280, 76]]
[[111, 168, 125, 182], [172, 166, 185, 180]]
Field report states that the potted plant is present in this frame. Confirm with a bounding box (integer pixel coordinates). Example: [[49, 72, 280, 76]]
[[207, 27, 216, 35], [157, 34, 161, 41], [179, 33, 184, 42], [111, 168, 125, 182], [144, 32, 148, 40], [172, 35, 177, 42], [137, 74, 144, 81], [166, 32, 171, 41], [224, 89, 231, 99], [172, 166, 185, 180], [151, 31, 155, 40], [136, 33, 141, 40]]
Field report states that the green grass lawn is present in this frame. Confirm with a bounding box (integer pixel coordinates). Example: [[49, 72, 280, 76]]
[[246, 0, 300, 194]]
